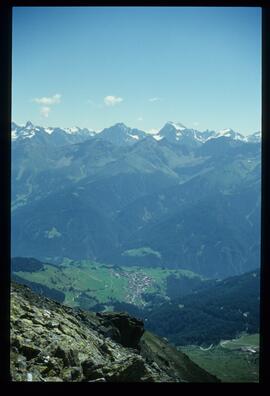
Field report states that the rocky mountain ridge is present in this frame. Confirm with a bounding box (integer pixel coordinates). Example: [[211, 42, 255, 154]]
[[10, 282, 219, 382], [11, 120, 261, 145]]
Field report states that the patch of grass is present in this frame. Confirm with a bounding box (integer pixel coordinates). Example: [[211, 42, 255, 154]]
[[13, 259, 204, 308], [180, 334, 259, 382], [220, 333, 259, 350], [122, 247, 162, 259]]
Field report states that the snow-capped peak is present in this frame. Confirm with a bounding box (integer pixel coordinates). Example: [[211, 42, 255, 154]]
[[11, 121, 260, 146], [11, 121, 96, 142], [167, 121, 187, 130], [113, 122, 129, 131], [62, 126, 80, 134], [12, 121, 37, 140], [246, 131, 261, 143], [97, 123, 147, 145], [214, 128, 247, 142], [157, 121, 202, 144], [99, 123, 130, 137], [217, 128, 235, 136], [158, 121, 187, 139], [44, 127, 54, 135], [25, 121, 34, 129], [59, 126, 95, 136]]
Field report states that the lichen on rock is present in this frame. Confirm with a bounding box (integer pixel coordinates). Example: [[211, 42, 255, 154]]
[[10, 282, 220, 382]]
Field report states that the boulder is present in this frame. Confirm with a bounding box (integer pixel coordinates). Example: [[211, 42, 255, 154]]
[[96, 312, 144, 349], [61, 366, 83, 381], [81, 358, 104, 380], [13, 340, 41, 360], [54, 345, 80, 367], [103, 355, 148, 382]]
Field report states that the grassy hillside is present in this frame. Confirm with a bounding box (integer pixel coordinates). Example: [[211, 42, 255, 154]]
[[181, 333, 259, 382], [12, 257, 204, 309]]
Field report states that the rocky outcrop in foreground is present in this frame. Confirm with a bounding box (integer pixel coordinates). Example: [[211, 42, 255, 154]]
[[10, 282, 219, 382]]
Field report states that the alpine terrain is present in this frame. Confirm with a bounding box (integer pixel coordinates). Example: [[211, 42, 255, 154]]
[[12, 120, 261, 278], [11, 120, 261, 382]]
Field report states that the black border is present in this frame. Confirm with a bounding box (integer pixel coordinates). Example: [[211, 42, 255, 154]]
[[0, 0, 12, 385], [0, 0, 268, 385], [260, 5, 270, 387]]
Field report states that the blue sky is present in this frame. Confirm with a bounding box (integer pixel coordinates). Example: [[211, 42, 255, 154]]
[[12, 6, 261, 135]]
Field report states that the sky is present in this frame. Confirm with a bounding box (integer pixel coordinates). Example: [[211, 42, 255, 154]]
[[12, 6, 261, 135]]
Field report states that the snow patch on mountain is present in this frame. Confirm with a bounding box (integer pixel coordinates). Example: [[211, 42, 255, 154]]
[[11, 121, 96, 141], [12, 122, 37, 140], [63, 127, 80, 134], [167, 121, 187, 130], [153, 135, 164, 141], [45, 127, 54, 135], [130, 134, 140, 140], [213, 129, 248, 142], [11, 121, 261, 146]]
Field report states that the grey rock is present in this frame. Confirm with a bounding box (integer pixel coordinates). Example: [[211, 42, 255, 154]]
[[97, 312, 144, 349], [10, 282, 220, 383], [54, 345, 80, 367], [61, 366, 82, 381], [83, 368, 104, 381], [47, 321, 59, 329], [18, 343, 42, 360], [104, 355, 148, 382], [16, 354, 27, 369]]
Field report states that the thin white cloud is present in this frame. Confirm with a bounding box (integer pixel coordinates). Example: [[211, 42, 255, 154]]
[[34, 94, 61, 105], [33, 94, 61, 118], [193, 121, 199, 127], [40, 106, 51, 118], [149, 97, 162, 102], [104, 95, 123, 106], [138, 117, 143, 121]]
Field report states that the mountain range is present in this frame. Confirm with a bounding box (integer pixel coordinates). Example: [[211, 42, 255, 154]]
[[11, 120, 261, 278], [11, 120, 261, 145]]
